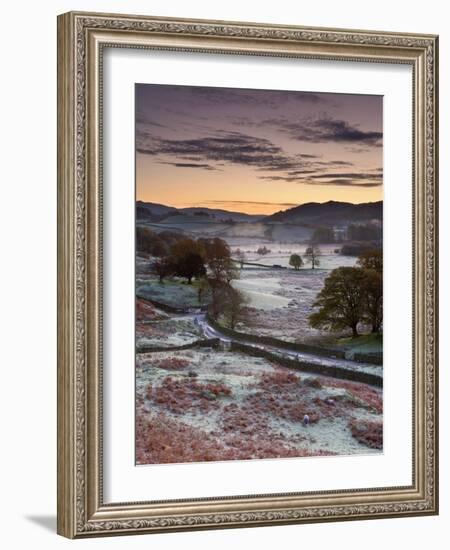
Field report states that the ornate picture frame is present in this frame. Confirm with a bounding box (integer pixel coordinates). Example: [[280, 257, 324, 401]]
[[57, 11, 438, 538]]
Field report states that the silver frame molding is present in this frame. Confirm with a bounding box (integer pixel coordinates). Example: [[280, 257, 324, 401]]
[[57, 11, 439, 538]]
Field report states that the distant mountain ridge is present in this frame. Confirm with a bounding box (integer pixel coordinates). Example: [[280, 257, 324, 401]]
[[265, 200, 382, 226], [137, 199, 383, 227], [136, 201, 177, 220], [136, 201, 263, 223]]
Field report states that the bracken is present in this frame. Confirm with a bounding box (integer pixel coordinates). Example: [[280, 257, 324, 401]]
[[349, 419, 383, 449], [147, 376, 232, 415]]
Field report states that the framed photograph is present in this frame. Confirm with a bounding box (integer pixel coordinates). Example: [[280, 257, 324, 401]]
[[57, 11, 439, 538]]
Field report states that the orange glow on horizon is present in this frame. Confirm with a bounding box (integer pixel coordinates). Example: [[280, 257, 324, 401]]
[[135, 85, 383, 216]]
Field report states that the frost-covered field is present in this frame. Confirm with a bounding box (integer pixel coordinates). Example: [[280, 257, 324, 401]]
[[223, 242, 358, 342], [232, 268, 329, 342], [136, 279, 205, 309], [136, 299, 203, 350], [136, 346, 383, 464], [230, 242, 357, 270], [135, 240, 383, 464], [136, 242, 358, 343]]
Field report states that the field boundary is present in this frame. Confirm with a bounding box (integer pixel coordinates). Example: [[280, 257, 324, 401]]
[[230, 342, 383, 387], [137, 338, 220, 354], [206, 314, 347, 359]]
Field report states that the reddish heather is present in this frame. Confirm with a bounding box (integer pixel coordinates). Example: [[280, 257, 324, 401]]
[[220, 433, 335, 460], [251, 389, 321, 424], [147, 376, 232, 415], [349, 419, 383, 449], [318, 378, 383, 414], [136, 348, 383, 464], [136, 324, 166, 339], [136, 411, 335, 464], [257, 371, 301, 392], [136, 298, 165, 322], [155, 357, 191, 370], [136, 413, 229, 464]]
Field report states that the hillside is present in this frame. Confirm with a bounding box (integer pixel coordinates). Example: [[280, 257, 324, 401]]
[[137, 201, 262, 223], [266, 200, 382, 226], [136, 200, 383, 242], [136, 201, 177, 221]]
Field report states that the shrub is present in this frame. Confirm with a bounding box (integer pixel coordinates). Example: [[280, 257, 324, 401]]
[[257, 371, 300, 392], [302, 377, 323, 389], [136, 298, 165, 322], [319, 378, 382, 414], [156, 357, 190, 371]]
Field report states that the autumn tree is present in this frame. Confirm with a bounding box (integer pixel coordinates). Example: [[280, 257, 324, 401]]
[[289, 253, 304, 270], [199, 237, 239, 285], [304, 245, 321, 269], [198, 237, 229, 262], [136, 227, 169, 256], [309, 266, 367, 337], [150, 256, 174, 283], [170, 238, 206, 284], [210, 284, 249, 329], [175, 253, 206, 284], [170, 237, 204, 261], [224, 287, 249, 329], [208, 256, 239, 284]]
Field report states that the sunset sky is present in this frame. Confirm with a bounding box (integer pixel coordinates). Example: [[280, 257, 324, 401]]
[[136, 84, 383, 215]]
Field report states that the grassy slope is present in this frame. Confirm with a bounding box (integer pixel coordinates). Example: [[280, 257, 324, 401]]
[[336, 334, 383, 355]]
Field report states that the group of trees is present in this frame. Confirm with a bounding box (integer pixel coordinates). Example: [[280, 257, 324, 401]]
[[347, 223, 382, 242], [146, 232, 248, 330], [140, 223, 383, 337], [309, 223, 382, 244], [289, 246, 322, 271], [150, 236, 238, 286], [151, 237, 206, 285], [136, 227, 183, 257], [256, 246, 271, 256], [197, 238, 248, 329], [339, 241, 381, 257], [309, 250, 382, 337], [311, 226, 335, 244]]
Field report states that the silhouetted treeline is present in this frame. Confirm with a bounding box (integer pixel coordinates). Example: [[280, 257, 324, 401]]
[[136, 227, 185, 257]]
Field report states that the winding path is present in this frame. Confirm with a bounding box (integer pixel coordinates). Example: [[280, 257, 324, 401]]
[[188, 311, 382, 381]]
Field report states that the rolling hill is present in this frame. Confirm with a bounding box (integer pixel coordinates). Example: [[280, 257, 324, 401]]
[[136, 200, 383, 242], [265, 200, 382, 226]]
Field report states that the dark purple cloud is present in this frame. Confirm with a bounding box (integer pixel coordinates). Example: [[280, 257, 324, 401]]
[[259, 116, 382, 146]]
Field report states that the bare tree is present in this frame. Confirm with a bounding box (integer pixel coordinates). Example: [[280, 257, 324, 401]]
[[209, 256, 239, 285], [235, 248, 246, 269], [209, 283, 249, 329], [222, 286, 249, 329], [304, 245, 321, 269], [197, 276, 210, 306]]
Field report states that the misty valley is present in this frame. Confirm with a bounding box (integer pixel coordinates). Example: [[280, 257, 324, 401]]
[[135, 200, 383, 464]]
